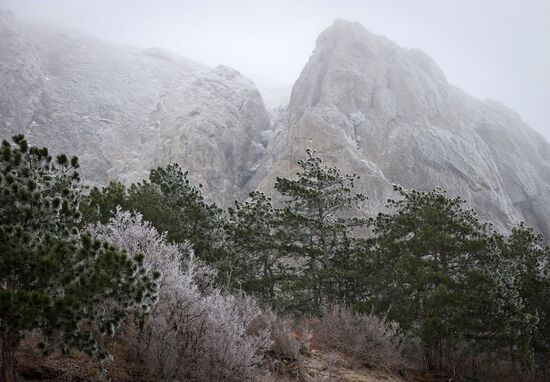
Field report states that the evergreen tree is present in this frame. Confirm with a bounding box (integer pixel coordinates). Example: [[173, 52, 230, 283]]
[[456, 237, 538, 377], [225, 191, 284, 305], [80, 181, 127, 225], [82, 164, 226, 264], [131, 164, 226, 263], [370, 186, 492, 374], [0, 136, 158, 382], [493, 224, 550, 373], [274, 149, 368, 314]]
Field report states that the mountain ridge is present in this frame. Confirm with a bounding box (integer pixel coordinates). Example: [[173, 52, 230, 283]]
[[1, 11, 549, 238]]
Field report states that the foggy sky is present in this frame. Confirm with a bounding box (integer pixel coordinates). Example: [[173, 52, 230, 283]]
[[1, 0, 549, 140]]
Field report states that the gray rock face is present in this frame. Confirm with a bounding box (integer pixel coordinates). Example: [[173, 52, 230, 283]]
[[0, 10, 270, 204], [250, 20, 550, 238], [1, 12, 549, 238]]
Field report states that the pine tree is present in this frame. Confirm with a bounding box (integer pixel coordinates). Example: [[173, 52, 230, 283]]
[[81, 164, 226, 264], [225, 191, 284, 305], [274, 149, 368, 314], [370, 185, 492, 374], [80, 181, 127, 225], [81, 163, 225, 263], [493, 224, 550, 372], [131, 164, 226, 263], [0, 136, 158, 382]]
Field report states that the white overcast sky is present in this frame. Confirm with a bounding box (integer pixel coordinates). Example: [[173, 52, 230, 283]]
[[1, 0, 549, 140]]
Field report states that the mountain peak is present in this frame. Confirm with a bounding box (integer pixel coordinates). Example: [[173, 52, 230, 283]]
[[274, 19, 550, 241], [315, 18, 376, 50], [314, 19, 445, 83], [290, 19, 447, 118]]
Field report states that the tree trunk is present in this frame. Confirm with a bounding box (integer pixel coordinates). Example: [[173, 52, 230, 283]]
[[471, 354, 478, 381], [1, 329, 17, 382], [424, 345, 435, 371]]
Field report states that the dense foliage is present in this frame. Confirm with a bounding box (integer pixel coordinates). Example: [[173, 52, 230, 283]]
[[224, 191, 282, 305], [82, 163, 225, 263], [272, 150, 368, 314], [15, 139, 549, 381], [224, 150, 370, 313], [365, 186, 543, 377], [0, 136, 158, 382], [89, 209, 272, 381]]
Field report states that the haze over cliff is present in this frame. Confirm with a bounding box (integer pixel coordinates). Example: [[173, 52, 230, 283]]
[[252, 19, 550, 239], [1, 10, 549, 238], [0, 9, 270, 204]]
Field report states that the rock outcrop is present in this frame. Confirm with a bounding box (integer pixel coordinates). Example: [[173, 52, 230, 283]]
[[251, 20, 550, 237], [0, 9, 270, 204], [1, 12, 549, 238]]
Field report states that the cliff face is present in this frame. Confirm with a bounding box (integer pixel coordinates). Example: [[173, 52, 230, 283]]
[[1, 12, 549, 237], [0, 10, 270, 204], [251, 20, 550, 237]]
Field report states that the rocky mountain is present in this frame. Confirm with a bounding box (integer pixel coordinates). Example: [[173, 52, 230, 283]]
[[1, 12, 549, 238], [0, 9, 270, 204], [250, 20, 550, 238]]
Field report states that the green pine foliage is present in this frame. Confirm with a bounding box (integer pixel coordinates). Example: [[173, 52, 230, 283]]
[[225, 191, 284, 305], [82, 163, 226, 264], [144, 164, 225, 263], [273, 149, 368, 314], [79, 181, 126, 225], [493, 224, 550, 371], [367, 186, 491, 373], [367, 185, 545, 376], [0, 136, 158, 382]]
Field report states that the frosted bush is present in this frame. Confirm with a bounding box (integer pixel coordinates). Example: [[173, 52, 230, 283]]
[[89, 208, 271, 381], [319, 304, 403, 371], [258, 310, 300, 360]]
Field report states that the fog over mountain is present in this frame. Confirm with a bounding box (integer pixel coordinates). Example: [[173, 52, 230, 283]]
[[250, 19, 550, 240], [1, 7, 549, 242], [1, 0, 549, 141], [0, 9, 271, 204], [4, 4, 550, 381]]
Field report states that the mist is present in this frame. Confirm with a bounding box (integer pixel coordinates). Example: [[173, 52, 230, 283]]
[[3, 2, 550, 381], [0, 0, 548, 139]]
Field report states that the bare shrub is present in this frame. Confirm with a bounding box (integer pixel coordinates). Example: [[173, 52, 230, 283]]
[[248, 309, 301, 379], [262, 310, 301, 361], [89, 208, 271, 381], [317, 304, 404, 371]]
